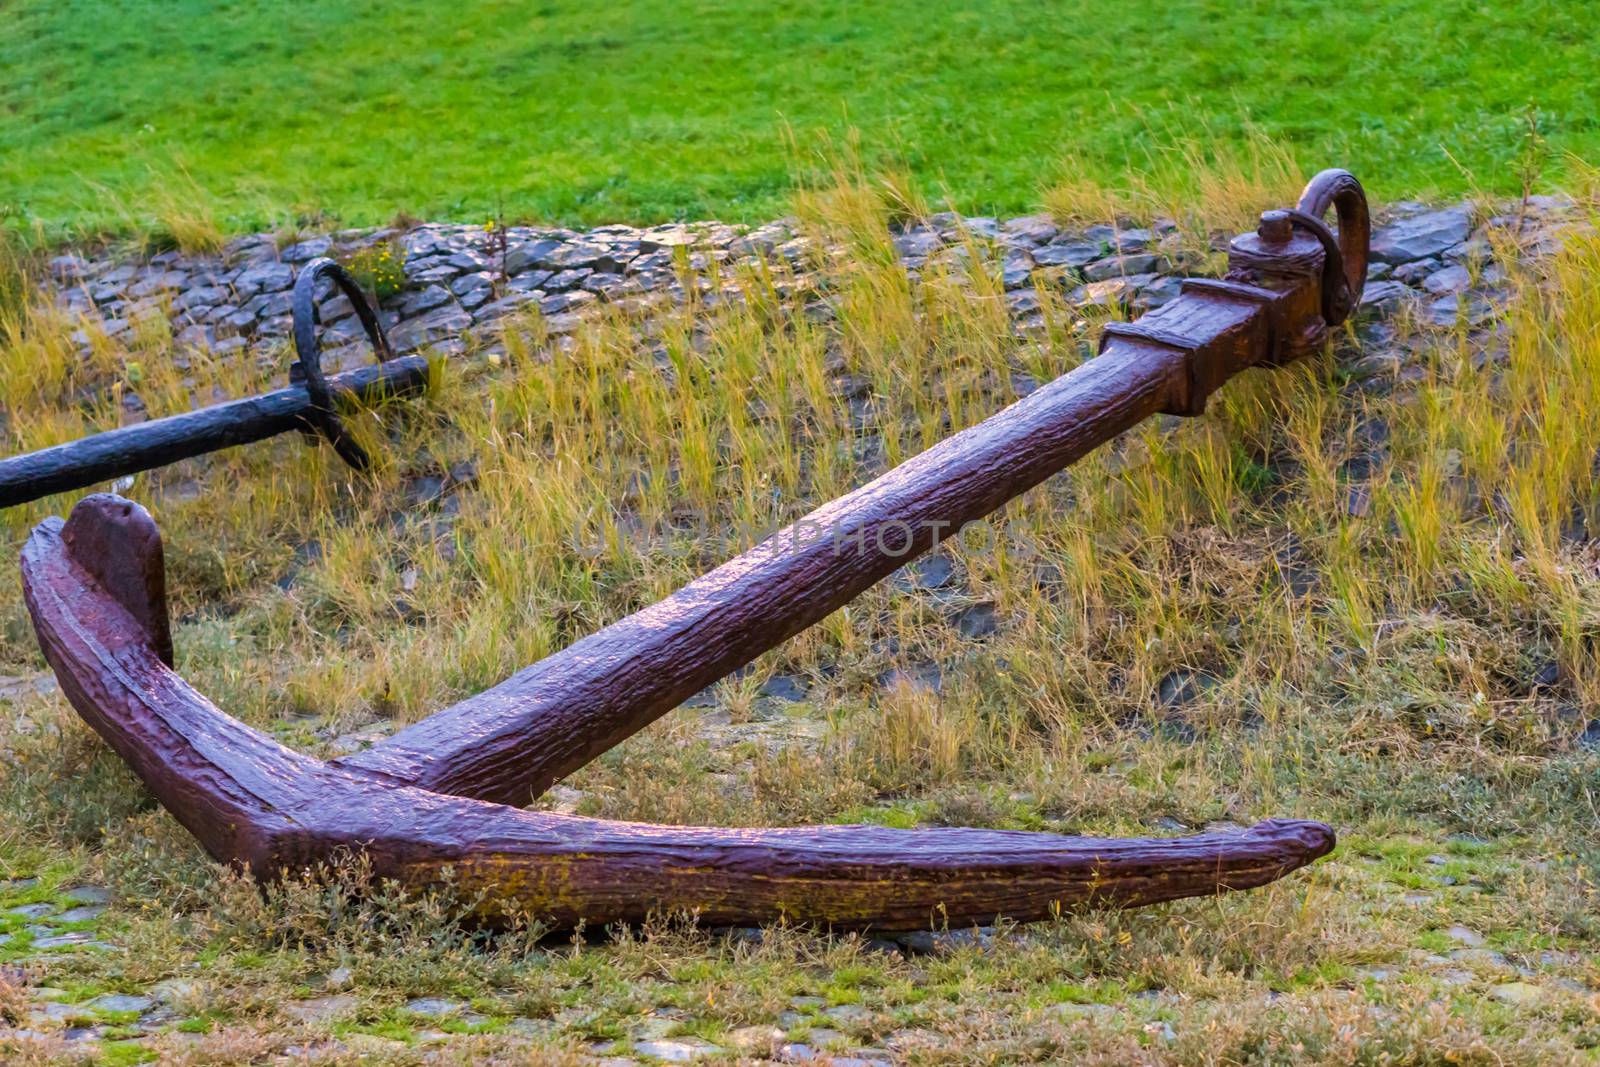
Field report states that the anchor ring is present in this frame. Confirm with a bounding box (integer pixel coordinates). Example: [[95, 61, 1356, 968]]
[[1292, 169, 1370, 327], [290, 257, 396, 471]]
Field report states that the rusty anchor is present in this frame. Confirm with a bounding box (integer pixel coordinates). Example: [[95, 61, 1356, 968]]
[[17, 170, 1368, 929], [0, 260, 429, 508]]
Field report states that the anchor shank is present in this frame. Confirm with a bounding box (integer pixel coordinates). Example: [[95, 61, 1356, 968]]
[[338, 202, 1339, 808], [0, 354, 431, 508], [336, 335, 1209, 804]]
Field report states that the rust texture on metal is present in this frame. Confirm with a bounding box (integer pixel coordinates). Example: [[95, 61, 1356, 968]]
[[0, 259, 425, 509], [18, 170, 1367, 930]]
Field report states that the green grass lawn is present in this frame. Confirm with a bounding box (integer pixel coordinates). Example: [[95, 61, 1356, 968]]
[[2, 0, 1597, 238]]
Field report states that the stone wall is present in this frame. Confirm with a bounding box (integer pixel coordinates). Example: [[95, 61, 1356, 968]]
[[39, 196, 1582, 401]]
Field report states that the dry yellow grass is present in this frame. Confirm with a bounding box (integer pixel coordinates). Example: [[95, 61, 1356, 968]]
[[0, 167, 1596, 1062]]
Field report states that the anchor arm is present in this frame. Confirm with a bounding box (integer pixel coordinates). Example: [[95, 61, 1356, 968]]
[[21, 495, 1333, 929]]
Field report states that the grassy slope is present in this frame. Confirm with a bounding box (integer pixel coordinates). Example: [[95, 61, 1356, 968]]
[[0, 178, 1597, 1061], [2, 0, 1597, 236]]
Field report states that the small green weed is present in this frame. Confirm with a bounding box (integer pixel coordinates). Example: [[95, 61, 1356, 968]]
[[342, 242, 407, 302]]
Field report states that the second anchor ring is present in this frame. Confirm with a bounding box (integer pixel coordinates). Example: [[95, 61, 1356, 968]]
[[290, 257, 396, 471]]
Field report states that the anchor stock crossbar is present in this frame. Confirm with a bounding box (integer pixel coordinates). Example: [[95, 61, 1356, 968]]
[[17, 169, 1368, 929], [0, 260, 426, 508]]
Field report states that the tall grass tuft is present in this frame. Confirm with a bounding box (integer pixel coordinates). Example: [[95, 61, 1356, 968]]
[[1044, 121, 1304, 240]]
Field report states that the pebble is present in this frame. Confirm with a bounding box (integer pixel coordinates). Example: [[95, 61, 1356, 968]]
[[891, 926, 993, 953], [1370, 207, 1474, 263], [88, 993, 155, 1013], [403, 996, 464, 1017], [725, 1025, 783, 1053], [1393, 256, 1442, 285], [1528, 659, 1561, 691], [1002, 215, 1058, 244], [952, 601, 999, 639], [1422, 264, 1472, 294], [1428, 291, 1498, 328], [1032, 241, 1101, 269], [760, 674, 809, 702], [633, 1037, 723, 1061], [1578, 720, 1600, 751], [1155, 668, 1216, 709], [893, 553, 957, 591], [283, 994, 360, 1022], [1450, 948, 1513, 971], [62, 885, 111, 905], [399, 284, 454, 316], [150, 978, 203, 1005], [1358, 279, 1412, 313], [823, 1003, 871, 1024], [1082, 252, 1167, 281], [1052, 1001, 1117, 1020], [1077, 274, 1151, 309], [778, 1044, 888, 1066], [634, 1012, 684, 1040], [1138, 274, 1185, 307], [877, 662, 944, 694], [1490, 981, 1545, 1006], [542, 785, 587, 814], [388, 304, 473, 351], [29, 999, 78, 1020], [278, 237, 332, 262], [235, 262, 293, 294], [31, 931, 100, 949], [1347, 485, 1372, 518]]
